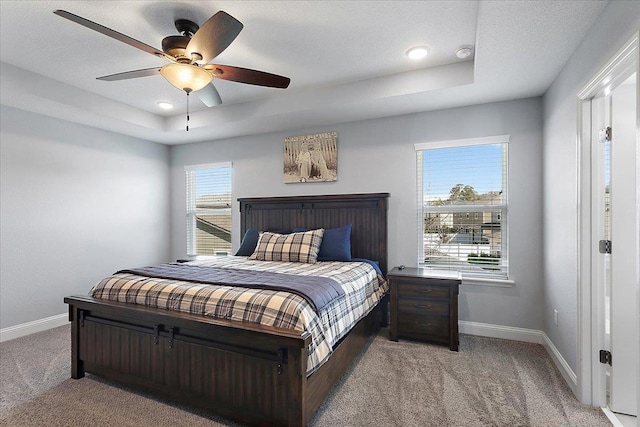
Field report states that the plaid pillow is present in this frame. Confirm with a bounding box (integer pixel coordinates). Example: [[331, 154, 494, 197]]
[[249, 229, 325, 263]]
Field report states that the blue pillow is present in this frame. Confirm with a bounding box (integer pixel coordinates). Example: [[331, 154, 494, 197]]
[[235, 229, 260, 256], [317, 224, 352, 262]]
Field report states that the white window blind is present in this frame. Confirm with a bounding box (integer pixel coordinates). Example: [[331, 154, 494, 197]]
[[415, 135, 509, 278], [186, 162, 232, 257]]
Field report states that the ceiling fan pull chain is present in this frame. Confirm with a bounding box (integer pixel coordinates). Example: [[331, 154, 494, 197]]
[[186, 90, 190, 131]]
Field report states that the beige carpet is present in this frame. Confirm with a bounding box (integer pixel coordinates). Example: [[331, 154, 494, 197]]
[[1, 325, 609, 426]]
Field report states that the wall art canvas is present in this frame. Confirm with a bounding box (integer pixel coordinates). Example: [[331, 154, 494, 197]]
[[283, 132, 337, 183]]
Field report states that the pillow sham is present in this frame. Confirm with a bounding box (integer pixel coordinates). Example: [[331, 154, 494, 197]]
[[317, 224, 352, 261], [235, 229, 260, 256], [249, 229, 324, 263], [289, 225, 352, 262]]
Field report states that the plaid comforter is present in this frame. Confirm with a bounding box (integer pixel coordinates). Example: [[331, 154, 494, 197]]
[[89, 256, 388, 375]]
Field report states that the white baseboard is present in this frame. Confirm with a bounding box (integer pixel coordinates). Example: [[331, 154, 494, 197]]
[[459, 320, 545, 344], [540, 330, 578, 394], [459, 320, 578, 395], [0, 313, 68, 343], [601, 407, 628, 427]]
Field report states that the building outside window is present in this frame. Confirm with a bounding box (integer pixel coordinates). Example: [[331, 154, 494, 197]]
[[415, 135, 509, 279], [185, 162, 232, 257]]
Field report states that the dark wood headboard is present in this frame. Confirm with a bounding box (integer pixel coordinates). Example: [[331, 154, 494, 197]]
[[238, 193, 390, 275]]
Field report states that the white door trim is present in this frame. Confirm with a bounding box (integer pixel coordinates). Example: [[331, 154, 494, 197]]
[[576, 31, 639, 407]]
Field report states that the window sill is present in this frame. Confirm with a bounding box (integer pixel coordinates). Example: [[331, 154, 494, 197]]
[[461, 276, 515, 287], [416, 267, 514, 287]]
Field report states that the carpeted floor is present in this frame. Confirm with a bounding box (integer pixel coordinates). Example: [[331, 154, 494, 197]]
[[0, 325, 610, 426]]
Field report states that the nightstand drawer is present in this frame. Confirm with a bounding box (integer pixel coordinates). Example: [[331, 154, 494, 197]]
[[397, 283, 449, 300], [397, 299, 449, 315], [398, 314, 449, 339]]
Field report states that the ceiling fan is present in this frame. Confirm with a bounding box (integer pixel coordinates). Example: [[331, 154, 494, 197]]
[[53, 9, 291, 110]]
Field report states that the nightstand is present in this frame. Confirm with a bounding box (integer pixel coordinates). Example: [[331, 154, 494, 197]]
[[388, 267, 460, 351]]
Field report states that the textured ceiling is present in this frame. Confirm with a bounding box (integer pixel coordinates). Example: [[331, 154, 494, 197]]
[[0, 1, 608, 145]]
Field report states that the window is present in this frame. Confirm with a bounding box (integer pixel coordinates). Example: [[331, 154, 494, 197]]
[[415, 135, 508, 278], [186, 162, 232, 257]]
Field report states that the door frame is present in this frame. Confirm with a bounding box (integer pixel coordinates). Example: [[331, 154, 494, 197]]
[[576, 31, 639, 407]]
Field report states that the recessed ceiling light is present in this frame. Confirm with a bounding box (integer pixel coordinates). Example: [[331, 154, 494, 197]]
[[456, 46, 474, 59], [157, 101, 174, 110], [406, 46, 429, 60]]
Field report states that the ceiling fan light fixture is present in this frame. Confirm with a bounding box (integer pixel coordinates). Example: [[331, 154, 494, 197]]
[[160, 63, 213, 92]]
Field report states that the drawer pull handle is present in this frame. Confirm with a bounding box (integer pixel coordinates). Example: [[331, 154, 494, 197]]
[[416, 322, 433, 328], [414, 289, 432, 293], [414, 304, 432, 309]]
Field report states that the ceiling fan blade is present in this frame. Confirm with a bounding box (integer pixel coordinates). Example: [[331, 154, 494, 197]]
[[206, 65, 290, 88], [195, 83, 222, 107], [186, 11, 243, 64], [97, 67, 162, 81], [54, 10, 169, 60]]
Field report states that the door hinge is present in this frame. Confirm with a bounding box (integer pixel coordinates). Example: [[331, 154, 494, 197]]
[[599, 349, 612, 366], [599, 126, 612, 143], [599, 240, 612, 254]]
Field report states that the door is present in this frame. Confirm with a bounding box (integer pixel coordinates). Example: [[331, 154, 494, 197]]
[[594, 72, 638, 417], [609, 73, 638, 417]]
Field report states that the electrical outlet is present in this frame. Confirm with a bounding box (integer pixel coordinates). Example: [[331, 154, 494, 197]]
[[553, 309, 558, 326]]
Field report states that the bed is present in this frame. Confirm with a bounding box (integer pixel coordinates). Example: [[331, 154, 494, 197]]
[[64, 193, 389, 426]]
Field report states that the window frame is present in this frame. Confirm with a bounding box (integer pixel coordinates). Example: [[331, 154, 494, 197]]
[[415, 135, 510, 281], [185, 162, 233, 258]]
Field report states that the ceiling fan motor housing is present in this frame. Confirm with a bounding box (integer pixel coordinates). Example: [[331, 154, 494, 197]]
[[162, 19, 201, 60], [161, 35, 190, 58]]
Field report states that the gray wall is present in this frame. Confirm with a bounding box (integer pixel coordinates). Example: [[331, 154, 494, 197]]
[[170, 97, 544, 330], [0, 106, 171, 329], [542, 1, 640, 375]]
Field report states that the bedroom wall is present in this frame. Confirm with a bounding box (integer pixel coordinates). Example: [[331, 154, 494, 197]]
[[170, 97, 544, 331], [0, 106, 171, 330], [542, 0, 640, 384]]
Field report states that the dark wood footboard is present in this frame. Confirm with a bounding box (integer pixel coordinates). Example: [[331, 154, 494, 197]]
[[66, 295, 381, 426]]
